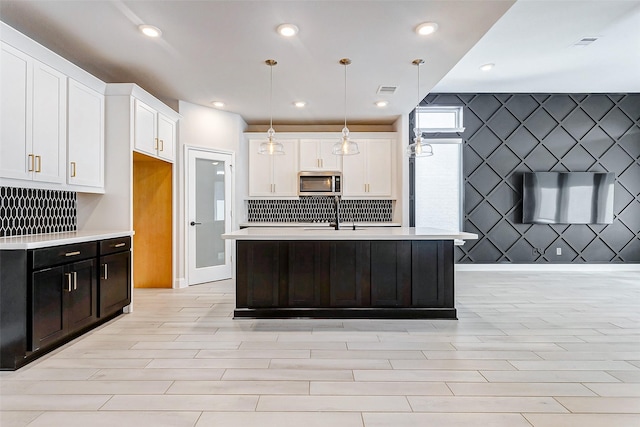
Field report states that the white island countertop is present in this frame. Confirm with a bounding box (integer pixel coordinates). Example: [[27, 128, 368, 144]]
[[223, 226, 477, 241], [0, 230, 134, 250]]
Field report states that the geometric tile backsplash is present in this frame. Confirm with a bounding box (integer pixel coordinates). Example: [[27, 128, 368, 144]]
[[419, 93, 640, 264], [0, 186, 77, 237], [248, 197, 393, 223]]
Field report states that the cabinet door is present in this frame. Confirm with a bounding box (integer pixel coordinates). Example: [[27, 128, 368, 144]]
[[342, 144, 367, 197], [134, 99, 158, 157], [370, 241, 411, 307], [66, 259, 97, 334], [32, 60, 66, 184], [248, 139, 275, 197], [272, 140, 299, 196], [67, 79, 104, 188], [157, 113, 175, 162], [30, 266, 66, 351], [318, 139, 341, 171], [299, 139, 320, 170], [329, 241, 370, 306], [99, 251, 131, 317], [366, 139, 392, 197], [0, 43, 32, 181]]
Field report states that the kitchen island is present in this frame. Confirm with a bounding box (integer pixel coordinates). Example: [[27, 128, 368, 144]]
[[222, 227, 477, 319]]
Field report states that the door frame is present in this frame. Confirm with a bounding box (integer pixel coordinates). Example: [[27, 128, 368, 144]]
[[184, 145, 235, 286]]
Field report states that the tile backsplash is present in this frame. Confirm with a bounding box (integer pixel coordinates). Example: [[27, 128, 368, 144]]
[[0, 187, 77, 237], [248, 197, 393, 223]]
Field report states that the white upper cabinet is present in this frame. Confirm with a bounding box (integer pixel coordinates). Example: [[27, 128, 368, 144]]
[[249, 139, 299, 197], [67, 79, 104, 189], [134, 99, 175, 162], [299, 139, 341, 171], [342, 138, 393, 198], [1, 42, 66, 184]]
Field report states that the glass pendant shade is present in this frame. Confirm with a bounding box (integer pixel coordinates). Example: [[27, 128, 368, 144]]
[[332, 127, 359, 155], [332, 58, 359, 156], [406, 129, 433, 157], [259, 59, 285, 155], [258, 127, 285, 155]]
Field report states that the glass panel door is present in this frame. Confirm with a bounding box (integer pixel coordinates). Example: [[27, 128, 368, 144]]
[[187, 148, 233, 284]]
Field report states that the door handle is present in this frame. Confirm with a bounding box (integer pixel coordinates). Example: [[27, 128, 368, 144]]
[[102, 263, 108, 280], [190, 221, 202, 226]]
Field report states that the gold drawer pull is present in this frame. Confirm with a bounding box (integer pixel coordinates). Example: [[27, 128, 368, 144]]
[[28, 154, 34, 172], [35, 155, 41, 172], [114, 243, 126, 248], [65, 251, 81, 257], [71, 161, 76, 177]]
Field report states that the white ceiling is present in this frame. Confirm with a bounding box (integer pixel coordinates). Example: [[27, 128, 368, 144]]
[[433, 0, 640, 94], [1, 1, 638, 127]]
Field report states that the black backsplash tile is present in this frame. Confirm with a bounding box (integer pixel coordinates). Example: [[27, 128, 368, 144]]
[[248, 197, 392, 223]]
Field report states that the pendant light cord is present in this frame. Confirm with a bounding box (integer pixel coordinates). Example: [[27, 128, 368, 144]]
[[269, 61, 273, 131], [344, 61, 347, 130]]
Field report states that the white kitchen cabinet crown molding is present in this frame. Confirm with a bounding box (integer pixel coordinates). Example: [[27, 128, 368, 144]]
[[105, 83, 181, 122]]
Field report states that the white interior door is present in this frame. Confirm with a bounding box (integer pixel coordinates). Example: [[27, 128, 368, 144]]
[[187, 148, 233, 284]]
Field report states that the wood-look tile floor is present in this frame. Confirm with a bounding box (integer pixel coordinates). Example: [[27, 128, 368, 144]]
[[1, 271, 639, 427]]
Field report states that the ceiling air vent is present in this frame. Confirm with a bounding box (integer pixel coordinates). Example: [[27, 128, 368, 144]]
[[377, 85, 397, 95], [573, 37, 599, 47]]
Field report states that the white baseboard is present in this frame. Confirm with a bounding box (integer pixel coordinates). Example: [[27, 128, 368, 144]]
[[174, 277, 187, 289], [456, 263, 640, 272]]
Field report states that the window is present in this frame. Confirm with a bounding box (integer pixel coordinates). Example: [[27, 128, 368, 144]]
[[416, 106, 464, 133]]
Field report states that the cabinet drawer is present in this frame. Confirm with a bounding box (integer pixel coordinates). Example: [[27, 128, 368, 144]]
[[99, 236, 131, 255], [31, 241, 97, 269]]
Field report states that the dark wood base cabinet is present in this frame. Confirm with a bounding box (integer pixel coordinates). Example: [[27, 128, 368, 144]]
[[234, 240, 455, 319], [0, 236, 131, 370]]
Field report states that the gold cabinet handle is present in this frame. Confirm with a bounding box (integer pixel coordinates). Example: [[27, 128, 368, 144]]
[[114, 243, 126, 248], [65, 251, 81, 257], [65, 273, 73, 292], [154, 137, 159, 150], [159, 139, 164, 152], [70, 161, 76, 177], [28, 154, 34, 172], [35, 155, 41, 173]]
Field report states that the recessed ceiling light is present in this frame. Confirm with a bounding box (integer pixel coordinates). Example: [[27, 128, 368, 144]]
[[375, 101, 389, 107], [415, 22, 438, 36], [277, 24, 299, 37], [479, 63, 495, 72], [293, 101, 306, 108], [138, 24, 162, 38], [212, 101, 225, 108]]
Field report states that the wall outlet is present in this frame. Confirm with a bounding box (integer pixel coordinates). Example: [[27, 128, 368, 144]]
[[556, 247, 562, 256]]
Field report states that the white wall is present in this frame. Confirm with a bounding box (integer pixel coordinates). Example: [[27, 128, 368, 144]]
[[394, 114, 410, 226], [175, 101, 248, 288]]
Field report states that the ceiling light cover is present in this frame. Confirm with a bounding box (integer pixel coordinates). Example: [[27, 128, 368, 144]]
[[212, 101, 225, 108], [277, 24, 299, 37], [138, 24, 162, 38], [416, 22, 438, 36], [259, 59, 285, 155], [407, 59, 433, 158], [480, 63, 495, 72], [332, 58, 359, 156], [375, 101, 389, 107], [294, 101, 306, 108]]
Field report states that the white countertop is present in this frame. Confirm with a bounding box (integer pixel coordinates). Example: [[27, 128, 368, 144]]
[[240, 222, 402, 228], [223, 227, 477, 241], [0, 230, 134, 250]]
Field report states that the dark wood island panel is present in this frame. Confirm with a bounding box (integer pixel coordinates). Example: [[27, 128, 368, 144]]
[[234, 239, 455, 319]]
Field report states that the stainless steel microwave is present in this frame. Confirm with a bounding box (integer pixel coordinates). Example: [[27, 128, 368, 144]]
[[298, 171, 342, 196]]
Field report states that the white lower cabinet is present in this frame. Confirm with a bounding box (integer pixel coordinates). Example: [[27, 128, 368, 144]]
[[67, 79, 104, 189], [248, 139, 299, 197], [342, 139, 393, 197], [0, 42, 66, 184]]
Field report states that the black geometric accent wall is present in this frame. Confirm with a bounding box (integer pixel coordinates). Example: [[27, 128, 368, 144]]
[[419, 93, 640, 264], [0, 187, 77, 237]]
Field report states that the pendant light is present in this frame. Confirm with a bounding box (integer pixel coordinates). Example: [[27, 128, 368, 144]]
[[332, 58, 359, 156], [407, 59, 433, 157], [258, 59, 285, 155]]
